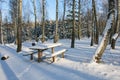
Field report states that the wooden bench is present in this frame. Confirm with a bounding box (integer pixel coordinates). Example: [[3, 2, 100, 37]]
[[45, 49, 67, 62]]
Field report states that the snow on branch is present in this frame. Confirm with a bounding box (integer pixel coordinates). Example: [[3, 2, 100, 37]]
[[93, 9, 117, 63]]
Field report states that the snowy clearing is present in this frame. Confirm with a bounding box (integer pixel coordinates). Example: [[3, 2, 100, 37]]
[[0, 38, 120, 80]]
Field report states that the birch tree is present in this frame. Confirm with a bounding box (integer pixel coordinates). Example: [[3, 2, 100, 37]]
[[32, 0, 38, 42], [17, 0, 22, 52], [93, 0, 115, 63], [62, 0, 66, 39], [0, 0, 6, 44], [90, 3, 95, 46], [111, 0, 120, 49], [41, 0, 45, 43], [54, 0, 59, 43], [78, 0, 81, 40], [92, 0, 99, 44], [9, 0, 18, 43], [71, 0, 75, 48], [0, 9, 3, 44], [116, 0, 120, 33]]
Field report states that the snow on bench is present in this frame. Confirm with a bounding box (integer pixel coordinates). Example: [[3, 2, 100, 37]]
[[22, 50, 37, 55], [22, 50, 38, 60], [45, 49, 67, 62], [112, 33, 119, 40], [18, 46, 38, 60]]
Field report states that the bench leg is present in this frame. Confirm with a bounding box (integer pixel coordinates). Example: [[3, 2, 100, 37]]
[[38, 51, 42, 62], [30, 54, 34, 60], [52, 56, 56, 62]]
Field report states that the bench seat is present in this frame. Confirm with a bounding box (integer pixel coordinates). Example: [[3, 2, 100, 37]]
[[45, 49, 67, 62], [22, 50, 37, 60]]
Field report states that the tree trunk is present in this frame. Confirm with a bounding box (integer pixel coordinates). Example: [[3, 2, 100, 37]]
[[71, 0, 75, 48], [17, 0, 22, 52], [111, 33, 119, 49], [54, 0, 59, 43], [117, 0, 120, 32], [41, 0, 45, 43], [32, 0, 38, 42], [93, 0, 115, 63], [5, 16, 9, 43], [9, 0, 18, 44], [0, 10, 3, 44], [90, 6, 95, 46], [62, 0, 66, 39], [92, 0, 99, 44], [111, 0, 120, 49], [78, 0, 81, 40]]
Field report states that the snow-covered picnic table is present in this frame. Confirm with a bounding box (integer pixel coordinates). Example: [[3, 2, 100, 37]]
[[29, 43, 62, 62]]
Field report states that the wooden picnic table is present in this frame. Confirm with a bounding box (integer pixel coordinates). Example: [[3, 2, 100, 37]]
[[29, 43, 62, 62]]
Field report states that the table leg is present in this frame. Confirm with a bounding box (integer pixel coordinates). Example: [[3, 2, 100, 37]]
[[30, 54, 33, 60], [38, 50, 42, 62], [51, 47, 54, 53], [51, 47, 55, 62]]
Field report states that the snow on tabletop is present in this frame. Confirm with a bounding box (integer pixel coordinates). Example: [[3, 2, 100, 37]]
[[29, 43, 62, 50]]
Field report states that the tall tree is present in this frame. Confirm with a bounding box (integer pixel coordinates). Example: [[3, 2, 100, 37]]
[[0, 9, 3, 44], [32, 0, 38, 42], [91, 6, 95, 46], [71, 0, 75, 48], [116, 0, 120, 33], [0, 0, 6, 44], [93, 0, 115, 63], [92, 0, 99, 44], [62, 0, 66, 39], [63, 0, 67, 26], [54, 0, 59, 43], [111, 0, 120, 49], [78, 0, 81, 40], [5, 16, 9, 43], [17, 0, 22, 52], [41, 0, 45, 43], [9, 0, 18, 43]]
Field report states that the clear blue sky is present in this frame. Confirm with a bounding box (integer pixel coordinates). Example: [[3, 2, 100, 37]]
[[1, 0, 64, 21], [47, 0, 56, 20], [47, 0, 63, 20], [1, 0, 103, 21]]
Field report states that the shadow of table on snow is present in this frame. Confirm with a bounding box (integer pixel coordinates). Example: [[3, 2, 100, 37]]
[[29, 62, 105, 80]]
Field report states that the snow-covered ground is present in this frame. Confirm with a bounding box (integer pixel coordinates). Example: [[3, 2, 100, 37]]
[[0, 38, 120, 80]]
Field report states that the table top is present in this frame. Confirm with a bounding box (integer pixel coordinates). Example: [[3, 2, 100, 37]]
[[29, 43, 62, 50]]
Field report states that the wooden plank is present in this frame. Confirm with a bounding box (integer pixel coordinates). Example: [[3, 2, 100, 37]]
[[22, 51, 37, 56], [45, 49, 67, 62], [51, 49, 67, 57], [38, 50, 42, 62], [62, 52, 64, 58]]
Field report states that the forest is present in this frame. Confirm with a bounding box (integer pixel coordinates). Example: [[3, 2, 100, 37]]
[[0, 0, 120, 80], [0, 0, 120, 61]]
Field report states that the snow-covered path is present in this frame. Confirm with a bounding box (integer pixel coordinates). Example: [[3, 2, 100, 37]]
[[0, 38, 120, 80]]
